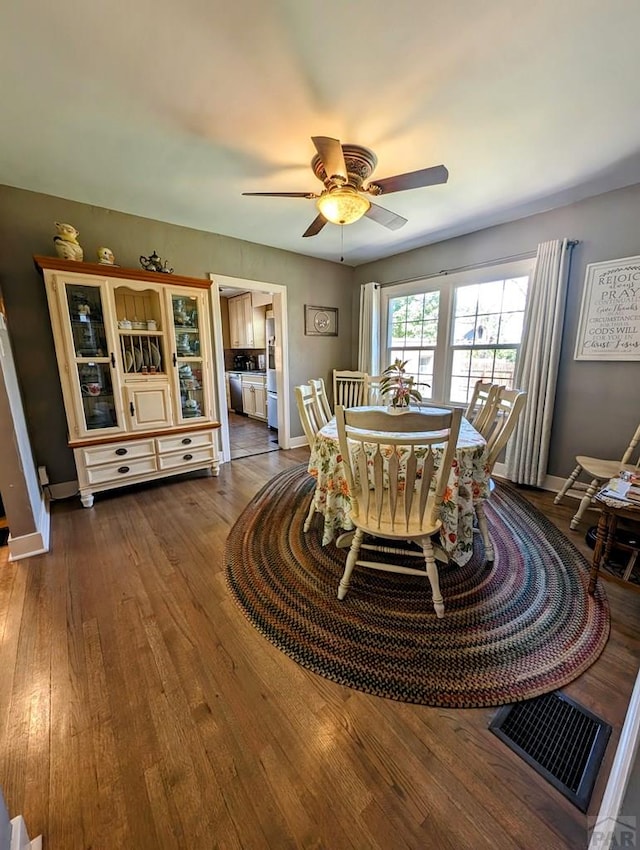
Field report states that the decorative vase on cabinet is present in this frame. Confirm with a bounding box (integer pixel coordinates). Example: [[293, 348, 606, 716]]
[[34, 255, 221, 507]]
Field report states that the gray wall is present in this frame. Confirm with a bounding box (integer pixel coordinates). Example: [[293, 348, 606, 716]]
[[356, 183, 640, 479], [2, 180, 639, 489], [0, 185, 353, 484]]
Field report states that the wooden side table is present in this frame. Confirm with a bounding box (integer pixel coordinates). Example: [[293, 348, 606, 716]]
[[588, 492, 640, 594]]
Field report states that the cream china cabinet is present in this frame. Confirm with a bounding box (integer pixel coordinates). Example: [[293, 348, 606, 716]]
[[35, 256, 220, 507]]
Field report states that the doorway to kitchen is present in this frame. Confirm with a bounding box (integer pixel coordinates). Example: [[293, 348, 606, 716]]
[[209, 274, 290, 464], [228, 411, 279, 459]]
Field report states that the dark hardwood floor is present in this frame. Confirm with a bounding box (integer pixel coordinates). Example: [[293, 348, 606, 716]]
[[1, 452, 639, 849], [229, 411, 279, 460]]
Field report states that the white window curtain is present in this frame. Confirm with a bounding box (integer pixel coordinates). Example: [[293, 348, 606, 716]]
[[358, 282, 380, 374], [505, 238, 572, 486]]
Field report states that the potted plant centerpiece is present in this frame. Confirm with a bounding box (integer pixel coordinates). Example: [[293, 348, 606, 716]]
[[379, 358, 424, 412]]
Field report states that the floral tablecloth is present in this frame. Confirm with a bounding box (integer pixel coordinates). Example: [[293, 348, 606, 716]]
[[307, 412, 490, 566]]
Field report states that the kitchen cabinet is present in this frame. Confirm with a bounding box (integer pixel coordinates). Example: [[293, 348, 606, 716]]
[[227, 293, 246, 348], [228, 292, 266, 348], [35, 256, 221, 507], [241, 374, 267, 421]]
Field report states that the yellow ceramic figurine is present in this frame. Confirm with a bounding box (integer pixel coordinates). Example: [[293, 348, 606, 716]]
[[97, 247, 115, 265], [53, 222, 83, 261]]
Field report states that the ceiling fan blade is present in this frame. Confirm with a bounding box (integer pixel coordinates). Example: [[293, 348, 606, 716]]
[[302, 214, 328, 238], [366, 164, 449, 195], [364, 202, 408, 231], [242, 191, 318, 198], [311, 136, 348, 184]]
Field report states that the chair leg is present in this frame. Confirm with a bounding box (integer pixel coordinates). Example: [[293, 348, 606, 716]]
[[303, 493, 316, 532], [570, 478, 602, 530], [475, 502, 494, 562], [623, 550, 640, 583], [338, 528, 364, 600], [421, 538, 444, 618], [554, 463, 583, 505]]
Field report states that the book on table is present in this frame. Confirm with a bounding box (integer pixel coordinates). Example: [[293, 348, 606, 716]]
[[599, 477, 640, 504]]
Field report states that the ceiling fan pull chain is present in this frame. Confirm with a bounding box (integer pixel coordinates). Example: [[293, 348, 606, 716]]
[[340, 225, 344, 263]]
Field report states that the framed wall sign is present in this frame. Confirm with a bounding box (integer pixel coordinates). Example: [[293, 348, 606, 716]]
[[305, 304, 338, 336], [574, 255, 640, 361]]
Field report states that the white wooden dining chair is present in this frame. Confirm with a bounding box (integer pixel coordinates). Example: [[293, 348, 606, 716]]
[[465, 380, 504, 437], [474, 388, 527, 561], [363, 374, 385, 406], [309, 377, 332, 426], [335, 404, 462, 617], [295, 383, 326, 532], [333, 370, 366, 409], [554, 421, 640, 529]]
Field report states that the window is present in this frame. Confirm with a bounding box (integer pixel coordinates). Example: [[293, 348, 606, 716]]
[[382, 259, 533, 406], [389, 291, 439, 399]]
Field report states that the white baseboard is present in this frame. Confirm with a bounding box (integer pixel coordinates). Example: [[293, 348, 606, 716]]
[[542, 473, 571, 493], [493, 465, 568, 496], [288, 435, 309, 449], [493, 461, 507, 480], [8, 495, 50, 561]]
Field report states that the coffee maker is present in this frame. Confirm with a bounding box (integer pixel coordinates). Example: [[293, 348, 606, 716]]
[[233, 354, 249, 371]]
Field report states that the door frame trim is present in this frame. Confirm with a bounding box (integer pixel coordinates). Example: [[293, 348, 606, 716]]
[[208, 273, 290, 462]]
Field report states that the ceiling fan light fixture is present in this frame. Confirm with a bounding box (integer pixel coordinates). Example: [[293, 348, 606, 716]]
[[316, 188, 370, 225]]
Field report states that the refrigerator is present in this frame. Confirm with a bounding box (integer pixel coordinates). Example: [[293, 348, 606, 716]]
[[266, 315, 278, 428], [267, 390, 278, 429], [266, 316, 277, 393]]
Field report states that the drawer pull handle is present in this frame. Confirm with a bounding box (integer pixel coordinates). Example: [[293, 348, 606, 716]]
[[118, 465, 130, 474], [115, 448, 128, 456], [181, 437, 192, 445], [183, 453, 193, 461]]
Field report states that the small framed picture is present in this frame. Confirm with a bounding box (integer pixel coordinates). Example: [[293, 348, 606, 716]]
[[305, 305, 338, 336]]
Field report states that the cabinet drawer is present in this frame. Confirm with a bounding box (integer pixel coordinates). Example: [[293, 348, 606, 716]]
[[156, 431, 213, 454], [157, 446, 215, 471], [79, 439, 156, 468], [241, 375, 266, 387], [85, 456, 157, 485]]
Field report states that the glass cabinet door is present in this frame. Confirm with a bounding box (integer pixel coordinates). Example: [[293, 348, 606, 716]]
[[170, 291, 209, 422], [63, 282, 122, 433]]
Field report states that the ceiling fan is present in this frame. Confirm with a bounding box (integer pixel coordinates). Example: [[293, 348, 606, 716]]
[[242, 136, 449, 238]]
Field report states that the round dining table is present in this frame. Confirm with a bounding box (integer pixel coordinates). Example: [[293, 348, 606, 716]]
[[307, 405, 490, 566]]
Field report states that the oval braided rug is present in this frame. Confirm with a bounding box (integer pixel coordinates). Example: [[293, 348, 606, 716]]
[[225, 464, 610, 707]]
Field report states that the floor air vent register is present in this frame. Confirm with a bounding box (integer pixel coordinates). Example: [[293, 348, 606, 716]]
[[490, 691, 611, 812]]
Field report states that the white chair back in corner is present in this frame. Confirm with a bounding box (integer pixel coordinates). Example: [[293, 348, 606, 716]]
[[482, 388, 527, 471], [333, 370, 366, 408], [295, 382, 327, 533], [309, 377, 332, 426], [294, 384, 324, 449], [465, 380, 504, 437], [554, 420, 640, 529], [474, 387, 527, 563]]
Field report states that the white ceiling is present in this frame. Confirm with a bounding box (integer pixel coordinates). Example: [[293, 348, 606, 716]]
[[3, 1, 640, 266]]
